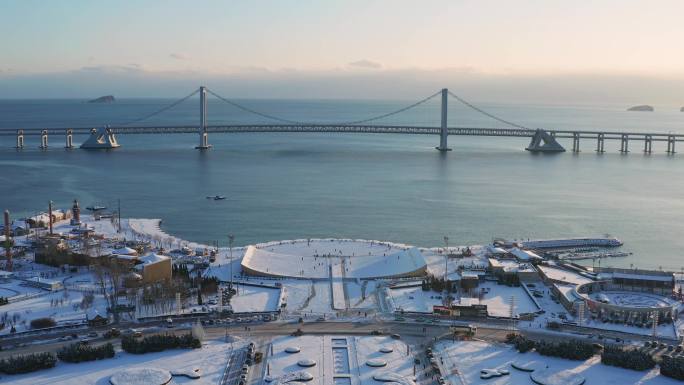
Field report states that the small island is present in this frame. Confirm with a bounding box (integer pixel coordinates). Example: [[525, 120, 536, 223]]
[[627, 105, 653, 112], [88, 95, 115, 103], [680, 106, 684, 112]]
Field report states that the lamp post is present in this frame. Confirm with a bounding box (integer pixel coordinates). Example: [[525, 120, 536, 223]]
[[228, 234, 234, 289]]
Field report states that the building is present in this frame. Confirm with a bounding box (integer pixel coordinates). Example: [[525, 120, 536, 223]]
[[26, 277, 63, 291], [134, 253, 172, 284], [595, 267, 674, 295], [85, 309, 108, 326]]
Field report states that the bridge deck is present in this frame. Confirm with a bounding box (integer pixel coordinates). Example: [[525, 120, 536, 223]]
[[2, 125, 683, 141]]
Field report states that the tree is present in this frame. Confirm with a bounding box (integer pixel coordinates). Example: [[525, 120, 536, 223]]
[[93, 257, 124, 323]]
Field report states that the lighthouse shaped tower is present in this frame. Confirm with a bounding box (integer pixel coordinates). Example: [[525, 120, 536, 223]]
[[70, 199, 81, 226]]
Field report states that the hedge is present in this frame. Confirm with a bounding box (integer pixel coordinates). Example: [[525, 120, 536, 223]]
[[57, 342, 115, 363], [121, 333, 201, 354], [535, 340, 595, 360], [661, 355, 684, 380], [601, 346, 655, 371], [0, 352, 57, 374]]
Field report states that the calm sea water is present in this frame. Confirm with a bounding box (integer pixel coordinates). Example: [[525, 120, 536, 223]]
[[1, 97, 683, 270]]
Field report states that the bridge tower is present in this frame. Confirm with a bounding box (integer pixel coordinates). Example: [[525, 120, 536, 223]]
[[196, 86, 212, 149], [16, 130, 24, 149], [65, 129, 74, 149], [435, 88, 451, 151], [39, 130, 48, 150]]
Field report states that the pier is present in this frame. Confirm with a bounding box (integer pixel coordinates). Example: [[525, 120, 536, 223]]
[[2, 86, 682, 154]]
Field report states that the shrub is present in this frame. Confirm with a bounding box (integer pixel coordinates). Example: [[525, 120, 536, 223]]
[[661, 355, 684, 380], [0, 352, 56, 374], [30, 317, 56, 329], [0, 297, 8, 306], [535, 340, 594, 360], [57, 342, 115, 363], [121, 333, 200, 354], [512, 335, 535, 353], [601, 346, 655, 371]]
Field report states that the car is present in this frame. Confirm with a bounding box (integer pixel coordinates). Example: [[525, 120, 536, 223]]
[[316, 316, 326, 322], [394, 316, 405, 321], [668, 345, 675, 351], [414, 358, 421, 365], [59, 335, 71, 341], [291, 328, 303, 336], [676, 345, 683, 353], [391, 333, 401, 340], [240, 374, 247, 380], [88, 331, 98, 338], [241, 364, 249, 373], [128, 329, 143, 338], [104, 328, 121, 338], [370, 330, 382, 335]]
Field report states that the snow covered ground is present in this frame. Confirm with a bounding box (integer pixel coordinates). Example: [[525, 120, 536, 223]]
[[230, 284, 281, 313], [266, 335, 416, 385], [388, 284, 444, 313], [0, 288, 108, 334], [282, 280, 333, 316], [435, 339, 680, 385], [478, 282, 540, 317], [5, 339, 236, 385]]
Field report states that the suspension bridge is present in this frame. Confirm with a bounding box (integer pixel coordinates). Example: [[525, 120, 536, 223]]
[[2, 86, 681, 154]]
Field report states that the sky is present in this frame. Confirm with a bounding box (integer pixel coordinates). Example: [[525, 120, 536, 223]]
[[2, 0, 684, 103]]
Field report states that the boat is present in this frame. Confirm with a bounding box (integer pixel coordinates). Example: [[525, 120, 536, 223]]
[[86, 205, 107, 211], [206, 195, 226, 200]]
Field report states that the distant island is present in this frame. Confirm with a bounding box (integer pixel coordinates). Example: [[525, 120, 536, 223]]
[[627, 105, 653, 112], [87, 95, 115, 103], [681, 106, 684, 112]]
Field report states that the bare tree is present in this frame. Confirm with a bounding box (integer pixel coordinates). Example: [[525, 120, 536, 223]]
[[93, 257, 124, 323]]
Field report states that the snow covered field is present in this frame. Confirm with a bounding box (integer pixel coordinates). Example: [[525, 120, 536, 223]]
[[5, 340, 235, 385], [266, 335, 416, 385], [0, 288, 108, 334], [230, 284, 281, 313], [478, 282, 540, 317], [388, 285, 444, 313], [435, 339, 680, 385]]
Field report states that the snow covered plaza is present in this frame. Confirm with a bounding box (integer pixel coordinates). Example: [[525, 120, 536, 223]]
[[241, 240, 428, 279]]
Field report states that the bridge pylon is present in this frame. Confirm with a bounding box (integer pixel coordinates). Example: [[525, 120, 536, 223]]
[[196, 86, 212, 150], [435, 88, 451, 152], [525, 129, 565, 153]]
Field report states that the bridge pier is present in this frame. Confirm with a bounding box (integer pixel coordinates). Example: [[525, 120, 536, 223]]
[[667, 135, 676, 154], [620, 134, 629, 153], [39, 130, 48, 150], [596, 133, 605, 153], [644, 135, 652, 154], [16, 130, 24, 149], [435, 88, 451, 152], [65, 129, 74, 149], [572, 132, 580, 153], [195, 86, 212, 150], [525, 129, 565, 153]]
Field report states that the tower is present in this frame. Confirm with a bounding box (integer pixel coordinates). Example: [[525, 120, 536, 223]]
[[71, 199, 81, 226], [196, 86, 212, 149]]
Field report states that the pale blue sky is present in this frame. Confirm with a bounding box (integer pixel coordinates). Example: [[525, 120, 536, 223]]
[[2, 1, 684, 101]]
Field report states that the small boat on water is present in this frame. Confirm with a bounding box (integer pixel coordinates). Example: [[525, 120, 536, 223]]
[[86, 205, 107, 211], [206, 195, 227, 201]]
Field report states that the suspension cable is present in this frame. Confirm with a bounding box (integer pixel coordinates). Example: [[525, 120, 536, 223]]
[[448, 90, 530, 130], [116, 88, 200, 126], [207, 88, 442, 126], [337, 91, 442, 125], [206, 89, 304, 124]]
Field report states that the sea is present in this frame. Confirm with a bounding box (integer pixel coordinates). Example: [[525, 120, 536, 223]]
[[1, 96, 683, 270]]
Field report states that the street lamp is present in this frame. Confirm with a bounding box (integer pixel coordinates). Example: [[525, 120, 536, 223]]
[[228, 234, 235, 289]]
